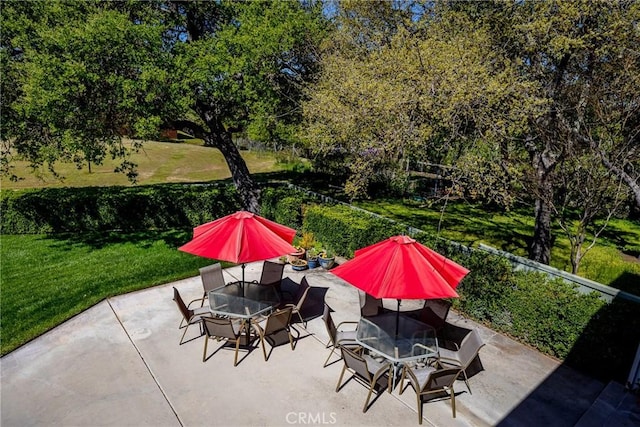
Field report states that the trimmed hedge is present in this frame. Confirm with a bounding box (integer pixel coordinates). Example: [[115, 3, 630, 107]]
[[1, 183, 242, 233], [302, 204, 406, 257], [260, 187, 316, 231]]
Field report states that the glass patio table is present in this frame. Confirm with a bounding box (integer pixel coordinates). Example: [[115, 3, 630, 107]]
[[208, 281, 281, 342], [355, 312, 439, 389]]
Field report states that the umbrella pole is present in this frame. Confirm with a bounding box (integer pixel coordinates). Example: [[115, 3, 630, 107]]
[[241, 264, 246, 297], [395, 299, 401, 339]]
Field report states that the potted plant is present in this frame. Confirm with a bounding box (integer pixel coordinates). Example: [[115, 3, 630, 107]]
[[307, 248, 320, 269], [287, 246, 306, 263], [318, 249, 335, 269], [290, 258, 308, 271]]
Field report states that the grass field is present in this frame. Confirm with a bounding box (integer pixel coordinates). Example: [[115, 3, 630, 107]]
[[356, 198, 640, 292], [0, 231, 222, 355], [2, 139, 286, 189]]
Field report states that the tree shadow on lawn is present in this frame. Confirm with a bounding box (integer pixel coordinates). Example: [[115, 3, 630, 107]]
[[42, 229, 193, 251]]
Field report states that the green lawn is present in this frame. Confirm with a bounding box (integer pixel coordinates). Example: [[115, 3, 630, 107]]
[[1, 139, 287, 189], [0, 231, 221, 355], [355, 198, 640, 292]]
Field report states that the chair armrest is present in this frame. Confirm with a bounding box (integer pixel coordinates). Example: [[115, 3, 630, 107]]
[[437, 355, 462, 367], [375, 362, 392, 376], [411, 343, 436, 357], [336, 320, 359, 331], [437, 337, 460, 351], [187, 297, 206, 308]]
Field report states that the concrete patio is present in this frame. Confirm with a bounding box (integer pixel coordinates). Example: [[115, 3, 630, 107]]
[[1, 262, 617, 426]]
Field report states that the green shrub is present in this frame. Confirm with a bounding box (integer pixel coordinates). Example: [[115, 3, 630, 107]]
[[260, 187, 314, 230], [454, 251, 516, 323], [564, 297, 640, 382], [302, 204, 406, 257], [0, 183, 241, 233], [505, 272, 605, 358]]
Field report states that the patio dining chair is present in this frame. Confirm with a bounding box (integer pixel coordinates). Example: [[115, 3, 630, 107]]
[[257, 260, 285, 291], [419, 299, 452, 337], [437, 329, 485, 394], [202, 316, 248, 366], [199, 263, 225, 306], [280, 276, 311, 327], [336, 347, 391, 413], [399, 365, 463, 424], [172, 287, 212, 345], [252, 307, 295, 361], [322, 303, 360, 367], [358, 290, 384, 318]]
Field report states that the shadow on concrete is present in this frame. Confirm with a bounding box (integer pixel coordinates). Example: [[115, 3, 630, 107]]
[[496, 295, 640, 426], [279, 277, 329, 329]]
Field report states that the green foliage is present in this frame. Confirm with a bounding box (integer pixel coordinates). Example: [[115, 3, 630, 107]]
[[448, 249, 517, 323], [426, 243, 634, 381], [302, 204, 406, 257], [302, 0, 640, 267], [0, 184, 241, 234], [2, 1, 171, 180], [564, 297, 640, 382], [260, 187, 315, 230], [506, 273, 605, 358], [2, 0, 328, 211]]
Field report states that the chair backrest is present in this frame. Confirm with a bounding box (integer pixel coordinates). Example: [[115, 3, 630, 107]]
[[341, 347, 372, 382], [422, 367, 462, 393], [263, 307, 293, 336], [199, 263, 225, 294], [359, 290, 383, 317], [173, 287, 193, 320], [322, 303, 338, 345], [424, 299, 452, 320], [203, 317, 239, 340], [419, 299, 451, 330], [259, 261, 285, 287], [457, 330, 485, 367], [293, 276, 311, 309]]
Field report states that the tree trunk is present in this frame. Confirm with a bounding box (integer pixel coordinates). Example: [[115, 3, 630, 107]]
[[530, 192, 552, 265], [204, 119, 261, 214], [571, 240, 583, 275], [184, 104, 261, 213], [528, 149, 556, 265]]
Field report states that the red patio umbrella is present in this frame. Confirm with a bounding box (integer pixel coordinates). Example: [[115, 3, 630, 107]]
[[331, 235, 470, 336], [178, 211, 297, 285]]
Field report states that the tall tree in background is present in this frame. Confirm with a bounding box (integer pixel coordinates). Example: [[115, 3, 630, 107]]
[[303, 0, 639, 267], [303, 1, 531, 198], [1, 0, 326, 212], [470, 0, 640, 264]]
